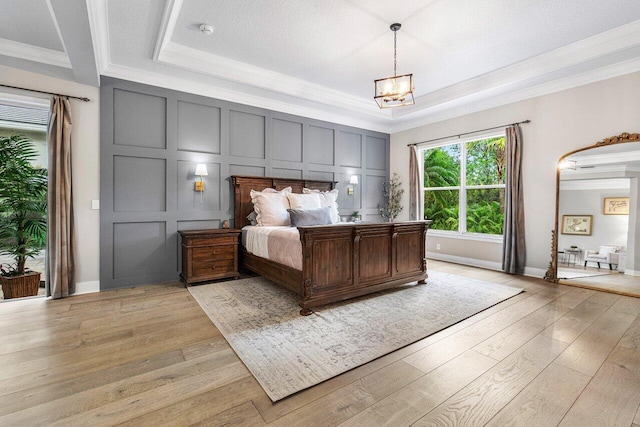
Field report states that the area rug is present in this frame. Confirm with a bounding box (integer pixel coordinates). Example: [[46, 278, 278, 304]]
[[188, 271, 523, 401]]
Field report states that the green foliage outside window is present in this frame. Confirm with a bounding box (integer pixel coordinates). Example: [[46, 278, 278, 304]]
[[423, 136, 505, 235]]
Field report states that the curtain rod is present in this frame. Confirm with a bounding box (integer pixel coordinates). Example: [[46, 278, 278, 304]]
[[407, 119, 531, 147], [0, 84, 90, 102]]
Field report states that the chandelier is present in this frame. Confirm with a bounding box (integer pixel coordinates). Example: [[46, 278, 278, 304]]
[[374, 23, 415, 109]]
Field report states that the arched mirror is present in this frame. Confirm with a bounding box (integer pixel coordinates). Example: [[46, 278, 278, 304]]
[[545, 133, 640, 296]]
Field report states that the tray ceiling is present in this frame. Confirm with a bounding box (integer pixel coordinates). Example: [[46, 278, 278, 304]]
[[1, 0, 640, 132]]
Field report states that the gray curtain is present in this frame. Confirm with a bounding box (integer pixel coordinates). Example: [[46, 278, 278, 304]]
[[409, 145, 419, 220], [46, 96, 75, 298], [502, 124, 526, 274]]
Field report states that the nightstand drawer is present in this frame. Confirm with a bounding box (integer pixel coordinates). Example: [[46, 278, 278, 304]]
[[192, 259, 235, 277], [185, 236, 238, 246], [192, 245, 236, 261]]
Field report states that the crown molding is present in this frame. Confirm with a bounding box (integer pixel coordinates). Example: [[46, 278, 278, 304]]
[[0, 38, 70, 69], [560, 177, 630, 191], [151, 0, 387, 119], [152, 0, 183, 61], [156, 42, 387, 119], [571, 150, 640, 167], [94, 2, 640, 135], [45, 0, 68, 55], [389, 54, 640, 133], [86, 0, 110, 73], [102, 63, 392, 133]]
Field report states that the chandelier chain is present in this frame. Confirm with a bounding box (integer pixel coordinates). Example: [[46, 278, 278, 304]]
[[393, 30, 397, 76]]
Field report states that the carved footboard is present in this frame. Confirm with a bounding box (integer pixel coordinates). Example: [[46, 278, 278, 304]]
[[297, 221, 431, 311]]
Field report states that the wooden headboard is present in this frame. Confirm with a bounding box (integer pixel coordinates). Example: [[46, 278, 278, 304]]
[[231, 175, 336, 228]]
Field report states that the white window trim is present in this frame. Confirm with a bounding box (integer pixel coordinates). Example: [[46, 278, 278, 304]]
[[420, 132, 506, 237]]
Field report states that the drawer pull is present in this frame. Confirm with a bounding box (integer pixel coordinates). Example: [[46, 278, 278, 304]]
[[211, 251, 216, 255]]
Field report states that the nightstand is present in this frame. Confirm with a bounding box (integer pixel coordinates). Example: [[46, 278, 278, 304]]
[[178, 229, 241, 285]]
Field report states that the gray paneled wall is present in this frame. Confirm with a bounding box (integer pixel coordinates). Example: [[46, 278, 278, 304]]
[[100, 77, 390, 290]]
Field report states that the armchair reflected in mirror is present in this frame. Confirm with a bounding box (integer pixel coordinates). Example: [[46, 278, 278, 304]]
[[545, 133, 640, 297]]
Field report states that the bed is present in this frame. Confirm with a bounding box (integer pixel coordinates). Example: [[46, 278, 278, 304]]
[[231, 175, 431, 315]]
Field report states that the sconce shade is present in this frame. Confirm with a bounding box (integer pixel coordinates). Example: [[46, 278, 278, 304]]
[[349, 175, 359, 185], [195, 164, 208, 176]]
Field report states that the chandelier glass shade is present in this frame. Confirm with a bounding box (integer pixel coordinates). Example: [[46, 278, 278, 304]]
[[374, 23, 414, 109]]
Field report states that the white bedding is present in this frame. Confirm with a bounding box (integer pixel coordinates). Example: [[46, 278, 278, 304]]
[[242, 225, 302, 270]]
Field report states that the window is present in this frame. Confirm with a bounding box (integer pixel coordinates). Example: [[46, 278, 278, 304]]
[[422, 135, 506, 236]]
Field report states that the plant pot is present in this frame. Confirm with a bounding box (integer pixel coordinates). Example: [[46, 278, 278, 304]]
[[1, 272, 41, 299]]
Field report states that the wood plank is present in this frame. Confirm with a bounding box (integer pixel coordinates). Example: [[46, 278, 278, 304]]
[[0, 350, 185, 416], [0, 317, 216, 395], [338, 350, 497, 426], [554, 307, 636, 376], [0, 350, 247, 426], [118, 376, 263, 427], [486, 363, 591, 426], [559, 346, 640, 427], [266, 361, 424, 427], [473, 297, 573, 360], [403, 289, 569, 373], [253, 291, 534, 423], [191, 401, 265, 427], [412, 335, 568, 426]]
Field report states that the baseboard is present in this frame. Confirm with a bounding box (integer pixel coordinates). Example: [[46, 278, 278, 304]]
[[74, 280, 100, 295], [624, 269, 639, 276], [523, 267, 547, 279], [427, 252, 548, 279], [427, 252, 502, 271]]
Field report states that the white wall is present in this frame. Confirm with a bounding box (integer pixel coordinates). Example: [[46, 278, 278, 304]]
[[391, 71, 640, 276], [0, 64, 100, 292]]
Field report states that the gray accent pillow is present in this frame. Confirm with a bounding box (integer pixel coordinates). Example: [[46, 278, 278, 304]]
[[246, 211, 258, 226], [287, 207, 332, 227]]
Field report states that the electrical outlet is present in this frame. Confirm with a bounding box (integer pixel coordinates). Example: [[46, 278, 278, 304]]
[[436, 243, 441, 250], [91, 200, 100, 210]]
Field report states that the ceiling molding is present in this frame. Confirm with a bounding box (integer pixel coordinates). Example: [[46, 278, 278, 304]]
[[45, 0, 68, 55], [156, 42, 388, 119], [571, 150, 640, 167], [0, 38, 70, 69], [152, 0, 183, 61], [102, 63, 392, 133], [560, 178, 630, 191], [392, 20, 640, 121], [86, 0, 110, 73], [389, 55, 640, 134], [151, 0, 388, 120]]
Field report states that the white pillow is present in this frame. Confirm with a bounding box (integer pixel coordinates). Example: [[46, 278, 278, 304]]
[[303, 188, 339, 223], [250, 187, 292, 226], [287, 193, 322, 210]]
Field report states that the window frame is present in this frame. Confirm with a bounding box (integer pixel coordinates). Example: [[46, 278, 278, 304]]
[[420, 132, 506, 240]]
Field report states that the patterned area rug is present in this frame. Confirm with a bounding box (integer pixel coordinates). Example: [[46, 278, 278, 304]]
[[188, 271, 523, 401]]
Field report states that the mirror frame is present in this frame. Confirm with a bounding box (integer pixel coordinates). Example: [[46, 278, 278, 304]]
[[544, 132, 640, 283]]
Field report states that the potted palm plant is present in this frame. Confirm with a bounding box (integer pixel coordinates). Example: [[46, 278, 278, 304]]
[[0, 135, 47, 299]]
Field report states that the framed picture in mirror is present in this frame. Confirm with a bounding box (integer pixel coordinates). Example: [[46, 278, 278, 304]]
[[561, 215, 592, 235], [603, 197, 629, 215]]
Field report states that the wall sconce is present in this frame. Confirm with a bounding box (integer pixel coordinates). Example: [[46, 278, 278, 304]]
[[194, 164, 208, 191], [348, 175, 358, 195]]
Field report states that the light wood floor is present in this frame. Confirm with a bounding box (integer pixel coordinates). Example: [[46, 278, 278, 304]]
[[1, 260, 640, 426]]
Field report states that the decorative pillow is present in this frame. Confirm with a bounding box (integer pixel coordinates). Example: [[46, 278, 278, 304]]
[[246, 211, 258, 226], [250, 187, 292, 226], [286, 193, 322, 210], [302, 188, 339, 223], [288, 207, 332, 227]]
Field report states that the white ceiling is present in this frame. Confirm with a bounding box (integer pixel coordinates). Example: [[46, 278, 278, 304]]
[[1, 0, 640, 132]]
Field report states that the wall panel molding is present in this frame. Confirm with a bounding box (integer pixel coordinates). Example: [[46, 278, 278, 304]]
[[100, 77, 389, 290]]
